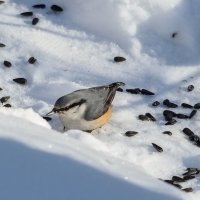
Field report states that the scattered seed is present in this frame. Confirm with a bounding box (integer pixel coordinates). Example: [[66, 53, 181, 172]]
[[145, 113, 156, 121], [163, 99, 170, 106], [3, 60, 12, 67], [182, 128, 195, 137], [126, 88, 141, 94], [124, 131, 138, 137], [141, 89, 155, 95], [43, 116, 52, 121], [176, 113, 188, 119], [13, 78, 27, 85], [163, 110, 176, 121], [189, 110, 197, 119], [172, 176, 184, 182], [32, 17, 39, 25], [3, 104, 11, 108], [187, 85, 194, 92], [182, 188, 193, 192], [194, 103, 200, 109], [152, 101, 160, 107], [183, 175, 195, 181], [32, 4, 46, 9], [51, 5, 63, 12], [162, 131, 172, 136], [138, 114, 149, 121], [20, 12, 33, 16], [165, 119, 177, 125], [0, 43, 5, 47], [181, 103, 193, 109], [0, 96, 10, 104], [172, 32, 178, 38], [114, 56, 126, 62], [117, 87, 123, 92], [152, 143, 163, 152], [163, 99, 178, 108], [28, 56, 37, 64]]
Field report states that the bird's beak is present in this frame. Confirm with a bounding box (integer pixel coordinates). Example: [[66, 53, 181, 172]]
[[45, 110, 55, 116]]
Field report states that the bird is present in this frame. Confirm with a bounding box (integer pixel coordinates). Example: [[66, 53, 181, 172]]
[[46, 82, 125, 131]]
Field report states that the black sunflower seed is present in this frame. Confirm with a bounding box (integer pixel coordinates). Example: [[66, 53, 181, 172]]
[[187, 85, 194, 92], [43, 116, 52, 121], [20, 12, 33, 16], [152, 143, 163, 152], [32, 4, 46, 9], [182, 128, 195, 137], [189, 110, 197, 119], [13, 78, 27, 85], [0, 1, 5, 4], [141, 89, 155, 95], [117, 87, 123, 92], [168, 103, 178, 108], [0, 88, 2, 91], [126, 88, 141, 94], [124, 131, 138, 137], [172, 176, 184, 182], [165, 119, 177, 125], [163, 110, 176, 121], [28, 57, 37, 64], [163, 99, 170, 106], [51, 5, 63, 12], [3, 104, 11, 108], [145, 113, 156, 121], [181, 103, 193, 109], [152, 101, 160, 107], [0, 96, 10, 104], [183, 175, 195, 181], [114, 56, 126, 62], [182, 188, 193, 192], [3, 60, 12, 67], [194, 103, 200, 109], [172, 32, 178, 38], [162, 131, 172, 136], [138, 114, 149, 121], [32, 17, 39, 25], [0, 43, 5, 47], [176, 113, 188, 119]]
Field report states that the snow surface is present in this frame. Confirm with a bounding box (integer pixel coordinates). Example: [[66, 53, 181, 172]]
[[1, 0, 200, 199]]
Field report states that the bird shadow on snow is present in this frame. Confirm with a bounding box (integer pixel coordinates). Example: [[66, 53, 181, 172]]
[[0, 138, 181, 200], [136, 0, 200, 66]]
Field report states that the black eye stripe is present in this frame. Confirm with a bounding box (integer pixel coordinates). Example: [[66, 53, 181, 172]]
[[54, 99, 86, 113]]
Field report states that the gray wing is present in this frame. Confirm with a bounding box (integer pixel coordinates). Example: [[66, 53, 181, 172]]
[[84, 82, 125, 120]]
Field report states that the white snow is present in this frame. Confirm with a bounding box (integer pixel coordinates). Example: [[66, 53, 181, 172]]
[[1, 0, 200, 199]]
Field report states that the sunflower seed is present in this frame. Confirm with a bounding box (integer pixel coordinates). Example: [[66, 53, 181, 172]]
[[0, 1, 5, 4], [152, 143, 163, 152], [194, 103, 200, 109], [162, 131, 172, 136], [182, 128, 195, 137], [152, 101, 160, 107], [187, 85, 194, 92], [51, 5, 63, 12], [182, 188, 193, 192], [141, 89, 155, 95], [181, 103, 193, 109], [28, 57, 37, 64], [176, 113, 188, 119], [126, 88, 141, 94], [189, 110, 197, 119], [163, 110, 176, 121], [0, 96, 10, 104], [32, 4, 46, 9], [172, 176, 184, 182], [138, 114, 149, 121], [0, 43, 5, 47], [114, 56, 126, 62], [13, 78, 27, 85], [3, 60, 12, 67], [20, 12, 33, 16], [145, 113, 156, 121], [165, 119, 177, 125], [32, 17, 39, 25], [3, 104, 11, 108], [124, 131, 138, 137]]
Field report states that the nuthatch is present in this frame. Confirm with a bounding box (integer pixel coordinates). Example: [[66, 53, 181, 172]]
[[46, 82, 125, 131]]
